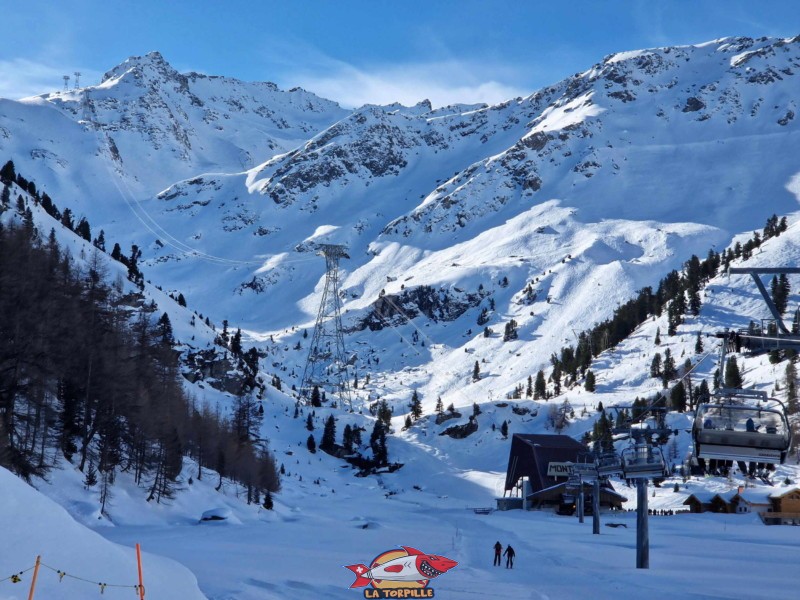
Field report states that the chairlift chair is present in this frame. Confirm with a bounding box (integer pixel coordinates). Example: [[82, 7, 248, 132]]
[[595, 451, 624, 477], [692, 396, 792, 464], [571, 460, 599, 480], [621, 442, 667, 479], [558, 475, 582, 514]]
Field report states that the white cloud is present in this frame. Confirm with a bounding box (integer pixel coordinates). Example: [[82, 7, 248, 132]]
[[0, 59, 100, 100], [292, 61, 528, 109], [258, 40, 530, 109]]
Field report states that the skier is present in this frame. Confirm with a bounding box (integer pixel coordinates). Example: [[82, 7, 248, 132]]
[[503, 544, 515, 569], [493, 541, 502, 566]]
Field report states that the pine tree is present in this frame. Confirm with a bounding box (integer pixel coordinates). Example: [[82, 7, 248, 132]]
[[724, 356, 744, 389], [500, 420, 508, 438], [75, 217, 91, 241], [404, 415, 412, 430], [695, 333, 704, 354], [650, 353, 662, 378], [435, 396, 444, 415], [670, 381, 687, 412], [697, 379, 711, 408], [306, 435, 316, 454], [0, 160, 16, 182], [306, 414, 314, 431], [785, 360, 798, 415], [310, 385, 321, 407], [654, 327, 661, 345], [60, 207, 74, 230], [526, 375, 533, 398], [534, 370, 546, 399], [662, 348, 677, 384], [409, 390, 422, 421], [472, 360, 480, 382], [377, 399, 392, 427], [503, 319, 518, 342], [687, 286, 702, 316], [93, 230, 106, 252], [263, 490, 274, 510], [370, 421, 388, 465], [584, 370, 596, 392], [84, 462, 98, 488], [771, 275, 791, 314], [343, 424, 354, 453], [551, 363, 562, 396], [156, 312, 174, 346], [320, 415, 336, 453], [230, 328, 242, 356]]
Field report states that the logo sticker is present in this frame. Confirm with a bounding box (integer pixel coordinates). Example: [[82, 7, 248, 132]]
[[344, 546, 458, 598]]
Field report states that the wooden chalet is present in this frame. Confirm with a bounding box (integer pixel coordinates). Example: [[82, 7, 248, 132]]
[[683, 492, 714, 513], [709, 491, 737, 514], [760, 486, 800, 525]]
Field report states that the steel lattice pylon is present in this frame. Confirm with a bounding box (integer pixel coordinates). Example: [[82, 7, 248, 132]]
[[299, 244, 352, 408]]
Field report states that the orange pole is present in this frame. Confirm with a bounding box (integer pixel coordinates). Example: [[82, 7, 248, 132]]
[[27, 555, 41, 600], [136, 543, 145, 599]]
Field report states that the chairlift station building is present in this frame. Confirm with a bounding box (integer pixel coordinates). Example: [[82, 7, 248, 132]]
[[500, 434, 626, 511]]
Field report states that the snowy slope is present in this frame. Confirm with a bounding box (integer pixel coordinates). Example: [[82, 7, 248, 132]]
[[0, 467, 205, 600]]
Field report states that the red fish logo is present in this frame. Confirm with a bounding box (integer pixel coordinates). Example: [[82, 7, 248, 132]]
[[345, 546, 457, 597]]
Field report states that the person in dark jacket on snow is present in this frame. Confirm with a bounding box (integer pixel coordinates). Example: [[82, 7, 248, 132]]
[[493, 541, 502, 566], [503, 545, 515, 569]]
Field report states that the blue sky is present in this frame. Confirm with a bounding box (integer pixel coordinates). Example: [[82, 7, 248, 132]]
[[2, 0, 798, 107]]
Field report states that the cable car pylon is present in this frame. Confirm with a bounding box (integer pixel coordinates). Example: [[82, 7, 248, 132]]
[[299, 244, 353, 409]]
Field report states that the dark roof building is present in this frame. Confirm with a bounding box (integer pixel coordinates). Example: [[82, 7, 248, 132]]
[[504, 433, 590, 494], [503, 433, 625, 510]]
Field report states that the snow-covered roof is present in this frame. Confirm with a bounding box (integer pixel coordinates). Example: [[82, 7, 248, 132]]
[[733, 491, 772, 505], [769, 486, 800, 499], [683, 492, 715, 504]]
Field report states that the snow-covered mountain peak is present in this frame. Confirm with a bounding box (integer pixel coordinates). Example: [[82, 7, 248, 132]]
[[100, 50, 180, 85], [5, 51, 350, 215]]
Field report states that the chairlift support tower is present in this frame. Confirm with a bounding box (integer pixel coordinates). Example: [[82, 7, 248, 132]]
[[62, 75, 70, 91], [73, 71, 81, 89], [299, 244, 353, 409], [726, 267, 800, 352]]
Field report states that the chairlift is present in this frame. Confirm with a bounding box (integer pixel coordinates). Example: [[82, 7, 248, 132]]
[[621, 442, 667, 479], [571, 460, 599, 480], [558, 475, 582, 515], [595, 451, 624, 477], [692, 395, 792, 464]]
